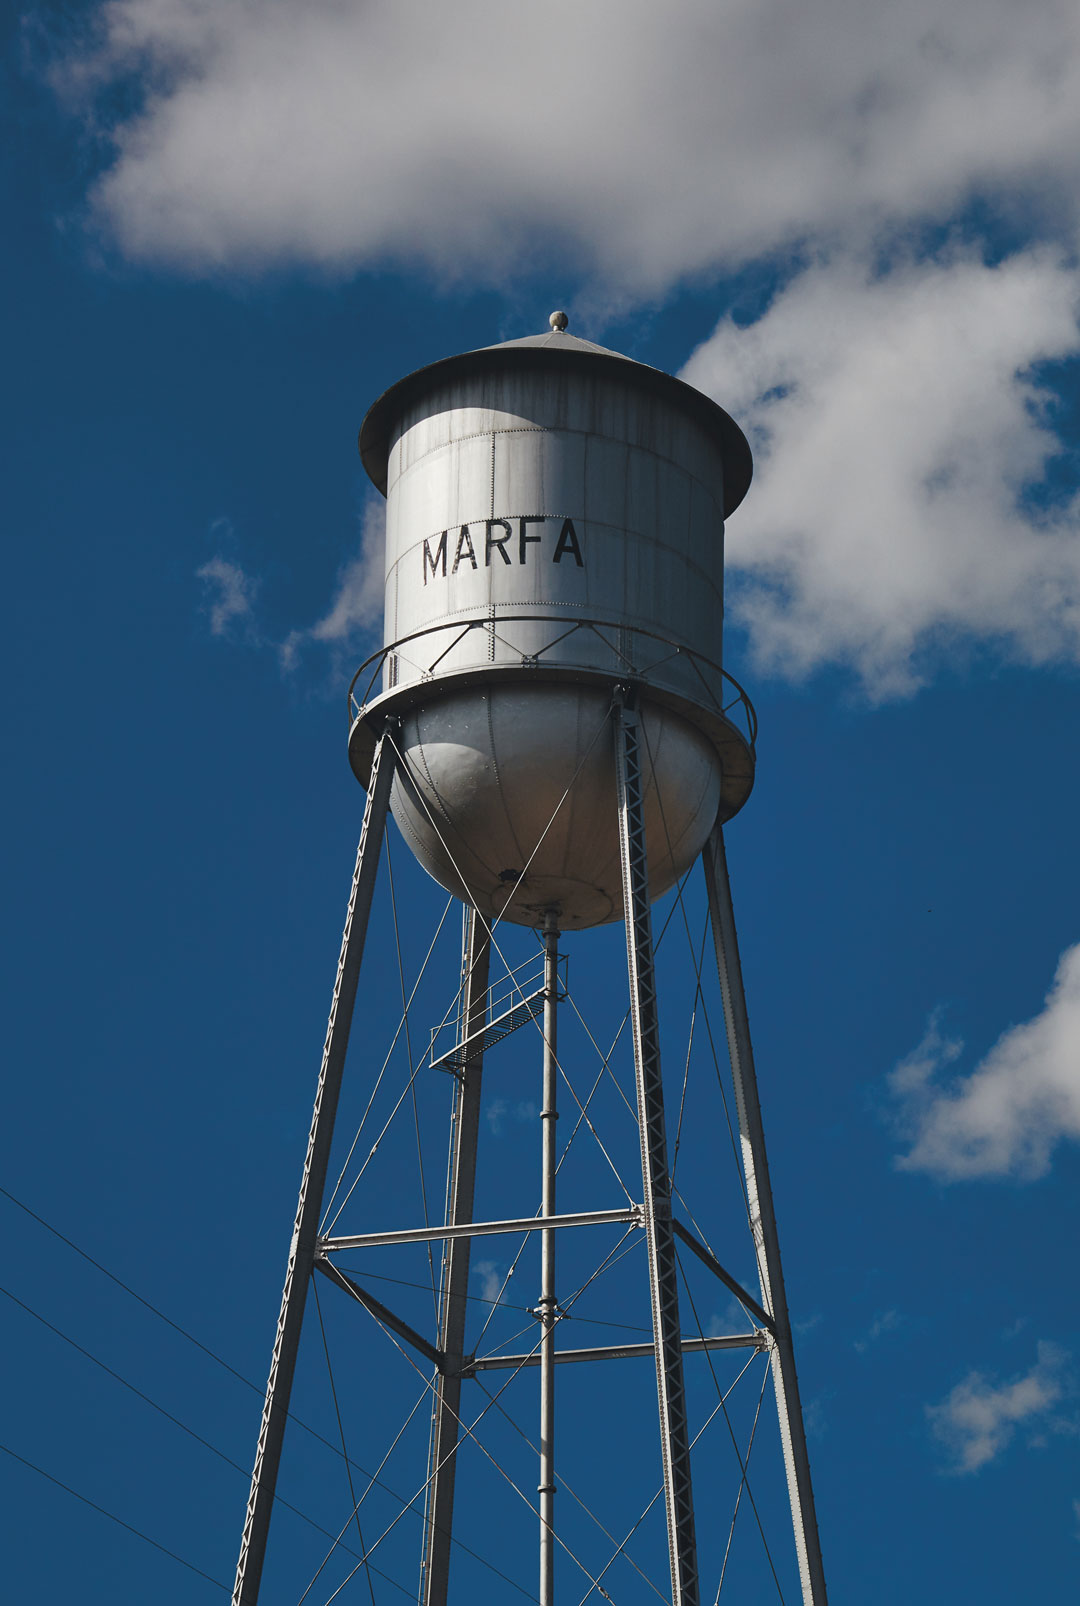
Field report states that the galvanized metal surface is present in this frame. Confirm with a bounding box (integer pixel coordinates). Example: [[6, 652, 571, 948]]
[[351, 324, 755, 933], [371, 350, 740, 723], [615, 693, 700, 1606], [386, 683, 722, 928], [231, 728, 395, 1606], [704, 827, 829, 1606], [318, 1206, 640, 1254], [359, 330, 752, 513], [465, 1333, 766, 1373]]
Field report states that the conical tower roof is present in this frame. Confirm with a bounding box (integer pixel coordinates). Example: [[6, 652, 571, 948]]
[[359, 315, 752, 513]]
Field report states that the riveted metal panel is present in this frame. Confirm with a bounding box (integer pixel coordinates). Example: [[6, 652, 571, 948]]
[[380, 366, 728, 705]]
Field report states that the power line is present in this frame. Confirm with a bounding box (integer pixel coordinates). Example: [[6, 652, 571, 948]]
[[0, 1184, 258, 1392], [0, 1280, 412, 1597], [0, 1182, 385, 1463], [1, 1441, 228, 1592], [0, 1184, 531, 1598]]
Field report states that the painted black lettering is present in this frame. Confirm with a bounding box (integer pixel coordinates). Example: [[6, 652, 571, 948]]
[[423, 530, 448, 583], [518, 516, 545, 564], [452, 525, 477, 573], [553, 518, 583, 566], [485, 518, 513, 565]]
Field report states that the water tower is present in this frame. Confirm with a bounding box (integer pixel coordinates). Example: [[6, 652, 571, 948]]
[[232, 316, 827, 1606]]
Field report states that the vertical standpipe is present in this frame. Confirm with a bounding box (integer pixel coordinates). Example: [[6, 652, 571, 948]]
[[539, 913, 560, 1606]]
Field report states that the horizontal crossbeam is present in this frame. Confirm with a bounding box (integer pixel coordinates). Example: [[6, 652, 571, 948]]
[[672, 1218, 775, 1334], [464, 1332, 766, 1375], [320, 1206, 640, 1254]]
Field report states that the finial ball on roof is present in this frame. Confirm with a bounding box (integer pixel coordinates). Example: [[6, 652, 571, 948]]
[[549, 310, 569, 332]]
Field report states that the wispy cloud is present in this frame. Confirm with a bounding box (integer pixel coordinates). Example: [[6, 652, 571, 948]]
[[890, 943, 1080, 1180], [196, 553, 259, 638], [485, 1098, 538, 1138], [854, 1310, 903, 1354], [279, 498, 385, 673], [473, 1260, 504, 1306], [194, 498, 384, 676], [707, 1296, 759, 1337], [928, 1343, 1072, 1473]]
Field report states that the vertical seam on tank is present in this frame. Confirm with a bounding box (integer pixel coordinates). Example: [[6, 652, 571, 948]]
[[488, 432, 496, 631], [622, 430, 631, 623], [557, 692, 585, 886]]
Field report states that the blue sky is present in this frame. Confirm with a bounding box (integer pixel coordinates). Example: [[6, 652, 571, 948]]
[[4, 2, 1080, 1601]]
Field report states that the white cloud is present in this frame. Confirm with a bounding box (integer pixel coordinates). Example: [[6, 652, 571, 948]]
[[682, 249, 1080, 695], [853, 1309, 902, 1354], [279, 497, 384, 672], [928, 1342, 1070, 1473], [199, 499, 384, 672], [485, 1098, 508, 1138], [43, 0, 1080, 291], [891, 943, 1080, 1180], [60, 5, 1080, 694], [484, 1096, 538, 1138], [473, 1259, 504, 1306], [707, 1296, 756, 1336], [196, 553, 258, 636]]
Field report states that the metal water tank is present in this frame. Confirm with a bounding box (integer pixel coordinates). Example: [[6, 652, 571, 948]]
[[349, 315, 756, 929]]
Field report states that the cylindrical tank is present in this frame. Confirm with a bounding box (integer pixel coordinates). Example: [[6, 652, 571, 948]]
[[349, 317, 755, 930]]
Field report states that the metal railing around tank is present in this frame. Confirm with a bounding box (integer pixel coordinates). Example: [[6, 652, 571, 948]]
[[347, 614, 757, 754]]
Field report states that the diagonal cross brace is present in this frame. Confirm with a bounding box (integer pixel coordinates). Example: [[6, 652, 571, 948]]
[[315, 1257, 443, 1370], [671, 1218, 775, 1335]]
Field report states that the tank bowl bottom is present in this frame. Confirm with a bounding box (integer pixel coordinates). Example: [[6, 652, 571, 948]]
[[389, 682, 722, 930]]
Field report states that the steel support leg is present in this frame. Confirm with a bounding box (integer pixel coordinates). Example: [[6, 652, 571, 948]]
[[703, 826, 828, 1606], [614, 694, 699, 1606], [421, 908, 491, 1606], [539, 914, 560, 1606], [232, 728, 396, 1606]]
